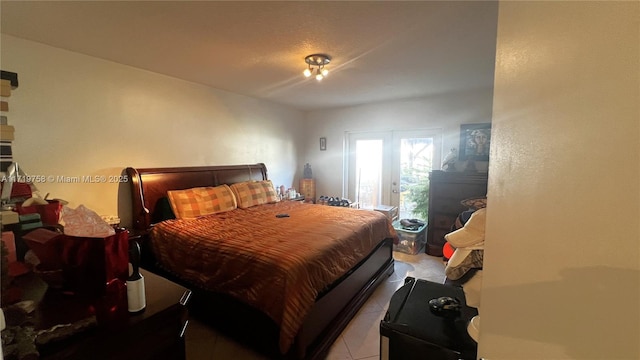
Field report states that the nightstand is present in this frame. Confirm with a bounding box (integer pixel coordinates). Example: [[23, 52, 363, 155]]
[[8, 270, 191, 360], [299, 178, 316, 203]]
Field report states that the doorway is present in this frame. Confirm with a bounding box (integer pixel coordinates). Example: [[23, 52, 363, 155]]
[[345, 130, 441, 221]]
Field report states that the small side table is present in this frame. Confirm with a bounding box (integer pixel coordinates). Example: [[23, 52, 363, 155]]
[[299, 178, 316, 204], [10, 270, 191, 360]]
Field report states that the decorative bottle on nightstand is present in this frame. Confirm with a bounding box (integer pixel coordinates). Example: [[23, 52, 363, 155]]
[[127, 241, 146, 313]]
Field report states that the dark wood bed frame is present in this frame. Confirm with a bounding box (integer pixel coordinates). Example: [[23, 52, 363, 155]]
[[125, 163, 395, 359]]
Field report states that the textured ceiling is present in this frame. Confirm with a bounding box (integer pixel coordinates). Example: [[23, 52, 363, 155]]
[[1, 1, 499, 111]]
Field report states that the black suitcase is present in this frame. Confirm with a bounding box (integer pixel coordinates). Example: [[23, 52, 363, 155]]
[[380, 277, 478, 360]]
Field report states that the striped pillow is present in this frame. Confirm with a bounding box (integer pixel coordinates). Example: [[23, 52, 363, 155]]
[[167, 185, 237, 219], [230, 180, 279, 209]]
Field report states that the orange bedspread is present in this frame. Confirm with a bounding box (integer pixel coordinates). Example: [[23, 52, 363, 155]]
[[150, 201, 397, 353]]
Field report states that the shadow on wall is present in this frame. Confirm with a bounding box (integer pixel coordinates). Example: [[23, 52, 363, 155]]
[[483, 266, 639, 359]]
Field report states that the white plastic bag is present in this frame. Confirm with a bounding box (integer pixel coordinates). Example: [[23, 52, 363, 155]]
[[61, 205, 115, 238]]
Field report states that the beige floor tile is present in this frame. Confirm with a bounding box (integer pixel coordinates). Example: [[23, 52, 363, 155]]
[[341, 310, 386, 360], [210, 333, 270, 360], [393, 251, 446, 283], [186, 318, 218, 341], [326, 336, 353, 360], [357, 294, 385, 315], [186, 319, 217, 360], [186, 341, 215, 360], [369, 278, 404, 311], [371, 252, 446, 310]]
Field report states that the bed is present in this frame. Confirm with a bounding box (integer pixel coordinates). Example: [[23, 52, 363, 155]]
[[125, 163, 396, 359]]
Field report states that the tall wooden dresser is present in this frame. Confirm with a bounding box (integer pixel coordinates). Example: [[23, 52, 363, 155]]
[[426, 170, 488, 256]]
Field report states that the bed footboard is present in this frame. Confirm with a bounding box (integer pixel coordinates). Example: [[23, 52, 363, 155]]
[[295, 237, 395, 360], [186, 238, 394, 360]]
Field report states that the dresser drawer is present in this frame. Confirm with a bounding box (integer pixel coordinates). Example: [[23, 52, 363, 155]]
[[426, 228, 451, 256], [431, 199, 466, 214], [431, 183, 486, 199], [432, 214, 456, 230], [426, 170, 488, 255]]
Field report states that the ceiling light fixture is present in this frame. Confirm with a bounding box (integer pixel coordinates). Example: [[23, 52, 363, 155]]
[[303, 54, 331, 81]]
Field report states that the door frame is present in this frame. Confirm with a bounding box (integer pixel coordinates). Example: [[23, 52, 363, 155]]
[[344, 131, 393, 206], [390, 129, 443, 209], [343, 129, 442, 209]]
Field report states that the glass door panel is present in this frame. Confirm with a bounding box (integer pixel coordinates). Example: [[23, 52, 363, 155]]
[[396, 136, 435, 221], [346, 130, 440, 221], [354, 139, 383, 209], [346, 131, 391, 209]]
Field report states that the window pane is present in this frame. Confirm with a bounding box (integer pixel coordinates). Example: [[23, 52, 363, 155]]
[[399, 137, 433, 220], [355, 139, 383, 209]]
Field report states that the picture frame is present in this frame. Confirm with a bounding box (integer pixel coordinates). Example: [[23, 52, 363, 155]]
[[459, 123, 491, 161], [319, 137, 327, 151]]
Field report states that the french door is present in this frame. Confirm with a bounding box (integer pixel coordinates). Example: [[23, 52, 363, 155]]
[[345, 130, 441, 221]]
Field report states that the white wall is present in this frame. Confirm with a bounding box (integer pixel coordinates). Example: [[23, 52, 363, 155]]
[[480, 2, 639, 359], [1, 35, 304, 227], [303, 88, 495, 198], [1, 33, 496, 223]]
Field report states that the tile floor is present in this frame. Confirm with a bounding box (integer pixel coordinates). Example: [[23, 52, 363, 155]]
[[185, 251, 446, 360]]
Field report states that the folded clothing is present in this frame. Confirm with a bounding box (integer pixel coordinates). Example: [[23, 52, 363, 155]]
[[399, 218, 425, 231]]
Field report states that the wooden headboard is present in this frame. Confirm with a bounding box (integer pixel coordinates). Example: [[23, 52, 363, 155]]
[[125, 163, 268, 232]]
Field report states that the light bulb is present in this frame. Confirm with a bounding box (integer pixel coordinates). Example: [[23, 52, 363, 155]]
[[315, 73, 323, 81], [321, 68, 329, 76], [303, 68, 312, 77]]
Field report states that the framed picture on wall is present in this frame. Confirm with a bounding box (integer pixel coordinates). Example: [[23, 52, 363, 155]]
[[459, 123, 491, 161]]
